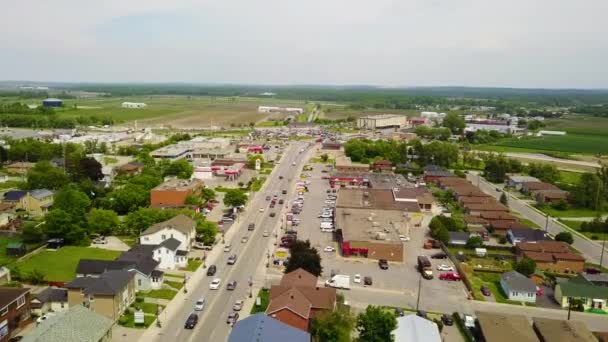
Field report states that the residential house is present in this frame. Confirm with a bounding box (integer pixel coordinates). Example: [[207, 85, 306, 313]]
[[64, 270, 135, 321], [464, 203, 509, 216], [532, 317, 597, 342], [20, 305, 113, 342], [114, 162, 144, 176], [521, 181, 559, 195], [140, 214, 196, 252], [500, 270, 537, 303], [5, 162, 35, 175], [372, 160, 393, 173], [30, 287, 68, 316], [476, 311, 539, 342], [468, 226, 489, 240], [266, 268, 336, 332], [463, 215, 488, 230], [554, 275, 608, 313], [228, 313, 310, 342], [516, 241, 585, 274], [448, 232, 470, 246], [535, 190, 570, 204], [458, 196, 494, 205], [507, 228, 549, 245], [76, 255, 162, 291], [131, 241, 186, 270], [488, 220, 530, 235], [150, 178, 204, 208], [394, 315, 441, 342], [0, 203, 15, 227], [2, 190, 27, 209], [24, 189, 54, 215], [581, 273, 608, 287], [0, 287, 31, 342], [423, 170, 454, 183], [479, 211, 518, 221], [507, 175, 540, 190]]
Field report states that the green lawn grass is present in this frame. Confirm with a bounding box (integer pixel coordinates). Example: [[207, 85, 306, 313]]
[[133, 302, 164, 315], [118, 311, 156, 328], [561, 220, 608, 241], [184, 259, 202, 272], [164, 280, 184, 290], [537, 206, 607, 218], [469, 272, 509, 303], [0, 236, 25, 266], [517, 218, 541, 229], [557, 171, 583, 187], [164, 272, 185, 279], [250, 288, 270, 314], [116, 235, 138, 247], [145, 289, 178, 300], [16, 246, 121, 282]]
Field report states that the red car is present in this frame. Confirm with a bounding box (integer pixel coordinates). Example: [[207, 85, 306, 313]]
[[439, 272, 462, 281]]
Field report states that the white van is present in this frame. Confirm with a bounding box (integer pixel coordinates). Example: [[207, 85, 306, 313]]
[[320, 222, 334, 229]]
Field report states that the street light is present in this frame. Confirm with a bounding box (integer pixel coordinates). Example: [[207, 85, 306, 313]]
[[415, 274, 422, 311]]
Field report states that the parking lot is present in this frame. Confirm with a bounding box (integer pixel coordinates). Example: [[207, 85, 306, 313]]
[[293, 162, 468, 303]]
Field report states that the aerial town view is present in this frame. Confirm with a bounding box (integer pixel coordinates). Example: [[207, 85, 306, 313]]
[[1, 1, 607, 342]]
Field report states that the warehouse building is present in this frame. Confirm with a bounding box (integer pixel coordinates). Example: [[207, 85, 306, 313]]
[[42, 98, 62, 107], [357, 114, 407, 130]]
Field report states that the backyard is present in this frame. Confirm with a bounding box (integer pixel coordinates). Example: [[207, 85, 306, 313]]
[[15, 246, 121, 282]]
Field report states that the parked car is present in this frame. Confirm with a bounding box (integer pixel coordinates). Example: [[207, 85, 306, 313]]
[[226, 280, 237, 290], [282, 189, 287, 194], [265, 196, 271, 201], [279, 175, 283, 179], [399, 235, 410, 242], [206, 265, 217, 276], [224, 244, 231, 252], [585, 267, 601, 274], [227, 312, 239, 324], [248, 223, 255, 231], [441, 314, 454, 326], [481, 286, 491, 296], [209, 278, 221, 290], [324, 246, 335, 252], [378, 259, 389, 270], [363, 276, 373, 286], [241, 236, 248, 243], [395, 308, 405, 317], [194, 297, 206, 311], [262, 231, 270, 237], [278, 199, 284, 204], [464, 314, 475, 328], [184, 313, 199, 329], [439, 272, 461, 281], [416, 310, 428, 319], [269, 212, 276, 217], [437, 264, 454, 271], [233, 300, 244, 311], [431, 252, 447, 259], [536, 286, 543, 296], [353, 274, 362, 283], [193, 242, 212, 250]]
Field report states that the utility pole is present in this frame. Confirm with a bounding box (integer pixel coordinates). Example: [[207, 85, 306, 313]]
[[600, 238, 606, 270], [416, 275, 422, 311], [545, 214, 549, 232]]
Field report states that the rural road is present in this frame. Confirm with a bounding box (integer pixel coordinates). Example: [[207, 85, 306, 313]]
[[139, 141, 312, 342], [466, 173, 608, 266]]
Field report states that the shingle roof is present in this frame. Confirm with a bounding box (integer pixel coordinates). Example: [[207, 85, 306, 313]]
[[394, 314, 441, 342], [65, 270, 134, 296], [76, 259, 133, 275], [0, 287, 30, 309], [3, 190, 27, 201], [29, 189, 54, 200], [20, 305, 113, 342], [266, 287, 312, 319], [34, 287, 67, 304], [501, 271, 536, 293], [228, 313, 310, 342], [159, 237, 181, 251], [476, 311, 539, 342], [532, 317, 597, 342], [280, 268, 318, 288], [140, 214, 195, 236], [489, 220, 530, 230], [508, 228, 549, 242], [449, 231, 470, 242], [117, 251, 160, 276], [557, 278, 608, 299]]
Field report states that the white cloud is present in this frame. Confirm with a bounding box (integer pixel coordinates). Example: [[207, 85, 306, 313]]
[[1, 0, 607, 87]]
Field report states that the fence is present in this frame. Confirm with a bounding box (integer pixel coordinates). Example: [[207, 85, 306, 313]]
[[441, 242, 474, 298]]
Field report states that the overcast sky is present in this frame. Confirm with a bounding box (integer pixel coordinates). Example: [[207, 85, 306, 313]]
[[2, 0, 607, 88]]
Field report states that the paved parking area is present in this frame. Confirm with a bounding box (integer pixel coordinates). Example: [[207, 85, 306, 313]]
[[295, 163, 468, 300]]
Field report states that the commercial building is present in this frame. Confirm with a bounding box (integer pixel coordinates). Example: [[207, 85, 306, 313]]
[[335, 188, 422, 261], [150, 178, 204, 208], [42, 98, 62, 107], [357, 114, 407, 130], [121, 102, 147, 109], [258, 106, 304, 114], [150, 145, 191, 161], [476, 311, 539, 342], [0, 287, 31, 342], [21, 305, 113, 342], [532, 317, 596, 342]]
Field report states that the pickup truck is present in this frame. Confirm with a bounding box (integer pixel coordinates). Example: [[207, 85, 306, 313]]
[[417, 256, 433, 279]]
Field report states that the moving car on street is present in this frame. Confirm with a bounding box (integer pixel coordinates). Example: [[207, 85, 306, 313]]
[[194, 298, 206, 311], [209, 278, 221, 290], [184, 313, 198, 329], [378, 259, 389, 270], [232, 300, 244, 311], [226, 280, 237, 290], [227, 312, 239, 324]]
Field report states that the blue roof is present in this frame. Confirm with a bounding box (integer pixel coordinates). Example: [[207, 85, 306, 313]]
[[228, 313, 310, 342], [4, 190, 27, 201]]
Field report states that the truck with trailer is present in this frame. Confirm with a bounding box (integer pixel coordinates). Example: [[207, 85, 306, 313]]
[[417, 256, 433, 279]]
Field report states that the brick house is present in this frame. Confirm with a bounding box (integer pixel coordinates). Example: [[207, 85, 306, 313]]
[[535, 189, 570, 204], [464, 203, 509, 216], [516, 241, 585, 274], [266, 269, 336, 332], [520, 181, 559, 195], [150, 178, 204, 208], [372, 160, 393, 173], [0, 287, 31, 342], [487, 220, 530, 235]]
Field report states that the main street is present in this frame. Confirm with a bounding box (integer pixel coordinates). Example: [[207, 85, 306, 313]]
[[140, 141, 312, 342], [466, 173, 607, 266]]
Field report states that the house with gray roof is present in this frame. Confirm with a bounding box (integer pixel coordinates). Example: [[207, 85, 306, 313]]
[[76, 253, 163, 291], [448, 231, 470, 246], [394, 314, 441, 342], [21, 305, 113, 342], [140, 214, 196, 252], [228, 313, 310, 342], [500, 270, 537, 303], [64, 270, 135, 321], [31, 287, 68, 316]]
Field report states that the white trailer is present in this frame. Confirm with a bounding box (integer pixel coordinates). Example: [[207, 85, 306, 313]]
[[325, 275, 350, 289]]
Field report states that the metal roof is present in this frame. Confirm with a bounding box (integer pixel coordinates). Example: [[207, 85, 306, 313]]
[[228, 313, 310, 342], [21, 305, 113, 342]]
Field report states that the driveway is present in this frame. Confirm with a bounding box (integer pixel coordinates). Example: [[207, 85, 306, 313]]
[[91, 236, 130, 251]]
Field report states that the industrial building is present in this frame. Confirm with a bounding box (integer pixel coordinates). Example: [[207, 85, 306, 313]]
[[42, 98, 62, 107], [357, 114, 407, 130], [258, 106, 304, 114], [150, 178, 204, 208], [121, 102, 147, 109]]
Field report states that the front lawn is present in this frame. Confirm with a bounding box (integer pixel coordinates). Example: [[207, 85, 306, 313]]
[[134, 302, 164, 315], [118, 311, 156, 328], [16, 246, 121, 282], [145, 289, 178, 300], [184, 259, 202, 272], [250, 288, 270, 314], [164, 280, 184, 290]]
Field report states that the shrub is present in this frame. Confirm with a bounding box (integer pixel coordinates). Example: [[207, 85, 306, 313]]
[[591, 235, 599, 240], [135, 297, 144, 303], [551, 199, 569, 210], [555, 232, 574, 245], [498, 236, 508, 244]]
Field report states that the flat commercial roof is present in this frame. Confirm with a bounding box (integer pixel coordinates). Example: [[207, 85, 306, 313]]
[[337, 188, 420, 212], [476, 311, 539, 342], [532, 317, 597, 342], [336, 207, 408, 243], [152, 178, 203, 191]]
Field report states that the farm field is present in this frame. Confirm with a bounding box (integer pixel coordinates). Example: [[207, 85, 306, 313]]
[[16, 246, 121, 282]]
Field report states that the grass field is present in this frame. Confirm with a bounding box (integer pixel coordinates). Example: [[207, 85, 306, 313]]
[[16, 246, 121, 281], [561, 220, 608, 241], [537, 205, 607, 218], [250, 288, 270, 314]]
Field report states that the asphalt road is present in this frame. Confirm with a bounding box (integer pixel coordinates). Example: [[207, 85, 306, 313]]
[[466, 173, 607, 265], [154, 141, 311, 342]]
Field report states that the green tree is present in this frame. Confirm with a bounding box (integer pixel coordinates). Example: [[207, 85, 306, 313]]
[[43, 209, 88, 245], [78, 157, 104, 181], [122, 207, 176, 235], [87, 208, 119, 235], [320, 153, 329, 162], [311, 309, 355, 342], [196, 220, 218, 245], [466, 236, 484, 249], [26, 161, 70, 190], [356, 305, 397, 342], [247, 154, 264, 169], [21, 222, 44, 243], [164, 159, 194, 179], [201, 188, 216, 202], [105, 183, 149, 215], [528, 163, 560, 183], [555, 232, 574, 245], [53, 187, 91, 219], [223, 189, 248, 208], [515, 258, 536, 277], [284, 240, 323, 276], [500, 192, 508, 206], [442, 112, 465, 134], [572, 173, 603, 210]]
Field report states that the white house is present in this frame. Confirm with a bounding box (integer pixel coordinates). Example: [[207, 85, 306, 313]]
[[500, 270, 537, 303], [75, 256, 163, 291], [121, 102, 147, 109], [31, 287, 68, 316], [140, 215, 196, 252], [150, 238, 188, 270]]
